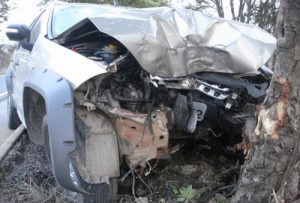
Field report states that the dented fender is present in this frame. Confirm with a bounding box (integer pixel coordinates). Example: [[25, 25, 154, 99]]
[[30, 36, 108, 89], [23, 67, 80, 192]]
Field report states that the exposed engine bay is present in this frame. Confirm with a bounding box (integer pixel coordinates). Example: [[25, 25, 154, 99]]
[[66, 36, 272, 174]]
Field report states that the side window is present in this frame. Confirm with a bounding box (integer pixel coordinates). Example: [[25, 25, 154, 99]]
[[29, 11, 46, 44]]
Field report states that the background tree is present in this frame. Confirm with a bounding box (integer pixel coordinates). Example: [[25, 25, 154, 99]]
[[39, 0, 166, 8], [189, 0, 279, 34], [232, 0, 300, 202], [0, 0, 9, 23]]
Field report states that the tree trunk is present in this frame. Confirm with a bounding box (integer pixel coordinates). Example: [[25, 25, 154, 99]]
[[232, 0, 300, 202], [214, 0, 224, 18]]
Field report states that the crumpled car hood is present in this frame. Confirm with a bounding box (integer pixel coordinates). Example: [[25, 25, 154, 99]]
[[56, 6, 276, 77]]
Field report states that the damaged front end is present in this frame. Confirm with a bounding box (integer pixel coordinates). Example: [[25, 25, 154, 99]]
[[72, 53, 271, 173], [51, 6, 275, 182], [69, 50, 271, 180]]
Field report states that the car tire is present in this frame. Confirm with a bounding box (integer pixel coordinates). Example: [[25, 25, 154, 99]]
[[42, 115, 52, 164], [82, 178, 118, 203], [7, 94, 21, 129]]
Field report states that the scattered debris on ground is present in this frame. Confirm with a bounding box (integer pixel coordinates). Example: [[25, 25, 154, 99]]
[[0, 134, 241, 203], [116, 140, 241, 203]]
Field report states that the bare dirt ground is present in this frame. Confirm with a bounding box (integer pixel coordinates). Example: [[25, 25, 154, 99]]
[[0, 133, 241, 203]]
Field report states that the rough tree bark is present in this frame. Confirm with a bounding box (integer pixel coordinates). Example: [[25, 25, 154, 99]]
[[232, 0, 300, 202]]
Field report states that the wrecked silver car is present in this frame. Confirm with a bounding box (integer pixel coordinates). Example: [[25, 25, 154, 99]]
[[5, 2, 276, 202]]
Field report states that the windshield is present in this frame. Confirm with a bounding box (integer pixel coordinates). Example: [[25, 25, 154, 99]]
[[52, 5, 112, 38]]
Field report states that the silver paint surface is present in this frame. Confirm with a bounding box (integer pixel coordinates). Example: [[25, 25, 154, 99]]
[[79, 6, 277, 77]]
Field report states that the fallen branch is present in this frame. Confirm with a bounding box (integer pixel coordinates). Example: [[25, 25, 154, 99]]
[[0, 124, 25, 161]]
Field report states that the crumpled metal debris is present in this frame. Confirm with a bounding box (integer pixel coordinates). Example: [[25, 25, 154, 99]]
[[57, 6, 276, 77]]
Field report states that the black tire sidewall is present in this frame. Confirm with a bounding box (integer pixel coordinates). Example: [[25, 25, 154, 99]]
[[42, 115, 52, 165], [82, 177, 118, 203], [7, 94, 21, 129]]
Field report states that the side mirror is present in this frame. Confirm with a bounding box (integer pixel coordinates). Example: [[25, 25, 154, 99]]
[[6, 24, 30, 41]]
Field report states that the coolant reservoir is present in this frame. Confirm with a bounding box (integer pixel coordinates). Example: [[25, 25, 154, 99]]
[[95, 43, 119, 64]]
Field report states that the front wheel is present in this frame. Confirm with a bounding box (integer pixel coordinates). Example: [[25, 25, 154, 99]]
[[43, 115, 118, 203], [83, 178, 118, 203], [7, 94, 21, 129]]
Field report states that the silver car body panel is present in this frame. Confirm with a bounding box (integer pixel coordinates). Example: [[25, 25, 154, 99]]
[[31, 36, 107, 88], [55, 6, 276, 79], [23, 67, 80, 192]]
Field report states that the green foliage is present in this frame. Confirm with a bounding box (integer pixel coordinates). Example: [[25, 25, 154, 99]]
[[0, 0, 9, 23], [172, 185, 197, 203], [216, 197, 230, 203], [39, 0, 166, 8], [252, 0, 278, 34], [118, 0, 166, 8], [186, 0, 212, 10]]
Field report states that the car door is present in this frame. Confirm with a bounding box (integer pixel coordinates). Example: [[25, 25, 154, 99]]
[[11, 11, 47, 123]]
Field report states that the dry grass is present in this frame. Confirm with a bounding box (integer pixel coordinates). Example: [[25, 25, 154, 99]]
[[16, 176, 81, 203]]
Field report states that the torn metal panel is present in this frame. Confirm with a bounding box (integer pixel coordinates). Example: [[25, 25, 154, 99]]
[[71, 108, 120, 184], [114, 110, 169, 166], [55, 6, 276, 78]]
